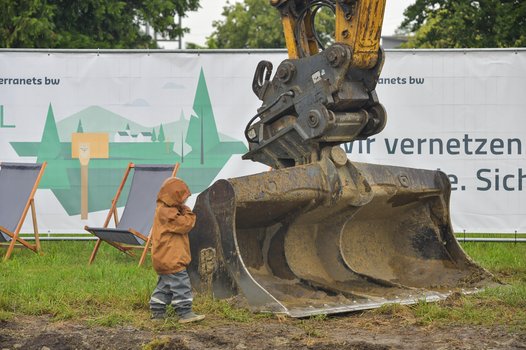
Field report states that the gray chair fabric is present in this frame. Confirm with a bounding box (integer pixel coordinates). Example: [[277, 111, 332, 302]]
[[0, 163, 43, 242], [86, 164, 175, 245]]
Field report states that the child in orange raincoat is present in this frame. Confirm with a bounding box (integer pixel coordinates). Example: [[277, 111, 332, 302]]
[[149, 177, 205, 323]]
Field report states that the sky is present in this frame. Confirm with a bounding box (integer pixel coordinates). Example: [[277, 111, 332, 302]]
[[169, 0, 415, 49]]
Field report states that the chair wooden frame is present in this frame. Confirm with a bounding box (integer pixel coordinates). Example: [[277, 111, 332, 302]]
[[0, 162, 47, 261], [87, 162, 179, 266]]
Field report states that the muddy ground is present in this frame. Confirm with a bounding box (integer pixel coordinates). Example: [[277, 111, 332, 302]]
[[1, 313, 525, 350]]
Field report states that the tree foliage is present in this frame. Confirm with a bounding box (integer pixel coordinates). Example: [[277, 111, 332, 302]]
[[0, 0, 200, 48], [206, 0, 334, 49], [206, 0, 284, 49], [399, 0, 526, 48]]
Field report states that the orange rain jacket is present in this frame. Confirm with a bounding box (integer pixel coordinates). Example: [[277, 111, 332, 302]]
[[151, 177, 196, 275]]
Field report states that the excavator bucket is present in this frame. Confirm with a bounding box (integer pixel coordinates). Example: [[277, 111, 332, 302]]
[[188, 152, 495, 317]]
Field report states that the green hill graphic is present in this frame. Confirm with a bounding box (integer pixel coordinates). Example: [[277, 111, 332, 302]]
[[57, 106, 191, 144], [10, 68, 247, 216]]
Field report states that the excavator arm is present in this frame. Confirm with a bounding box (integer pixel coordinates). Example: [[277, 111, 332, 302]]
[[273, 0, 385, 68], [243, 0, 387, 169]]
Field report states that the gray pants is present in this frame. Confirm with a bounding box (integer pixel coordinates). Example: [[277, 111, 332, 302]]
[[150, 269, 193, 316]]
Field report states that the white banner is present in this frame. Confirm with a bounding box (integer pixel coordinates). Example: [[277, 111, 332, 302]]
[[0, 49, 524, 233]]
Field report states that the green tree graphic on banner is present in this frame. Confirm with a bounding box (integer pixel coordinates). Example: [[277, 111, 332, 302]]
[[186, 68, 221, 165], [77, 120, 84, 133]]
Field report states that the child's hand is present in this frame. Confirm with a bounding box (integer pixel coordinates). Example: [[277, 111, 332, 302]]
[[179, 204, 192, 214]]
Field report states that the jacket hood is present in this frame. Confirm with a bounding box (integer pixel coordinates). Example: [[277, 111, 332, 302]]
[[157, 177, 191, 206]]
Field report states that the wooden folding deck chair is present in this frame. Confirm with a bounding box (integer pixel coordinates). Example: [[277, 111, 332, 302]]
[[0, 162, 47, 261], [86, 163, 179, 266]]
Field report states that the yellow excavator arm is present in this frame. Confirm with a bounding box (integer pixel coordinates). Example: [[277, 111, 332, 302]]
[[273, 0, 386, 69]]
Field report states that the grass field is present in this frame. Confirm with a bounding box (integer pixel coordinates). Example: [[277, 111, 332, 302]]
[[1, 241, 525, 330]]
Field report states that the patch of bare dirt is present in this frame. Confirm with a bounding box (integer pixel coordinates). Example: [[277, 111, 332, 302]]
[[0, 314, 525, 350]]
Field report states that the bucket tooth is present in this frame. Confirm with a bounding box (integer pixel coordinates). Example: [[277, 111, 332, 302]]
[[188, 159, 495, 317]]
